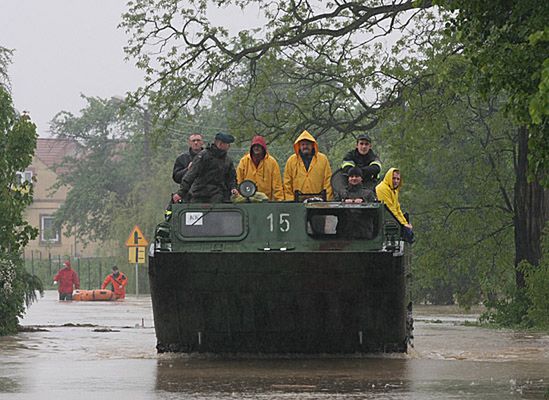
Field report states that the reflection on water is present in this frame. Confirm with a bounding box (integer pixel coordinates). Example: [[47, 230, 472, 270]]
[[155, 357, 411, 398], [154, 356, 548, 399], [0, 291, 547, 399]]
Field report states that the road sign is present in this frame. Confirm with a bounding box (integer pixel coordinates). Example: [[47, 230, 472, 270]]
[[128, 247, 146, 264], [125, 225, 149, 247], [125, 225, 149, 297]]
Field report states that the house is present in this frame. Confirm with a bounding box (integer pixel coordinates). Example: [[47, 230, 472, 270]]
[[23, 138, 102, 260]]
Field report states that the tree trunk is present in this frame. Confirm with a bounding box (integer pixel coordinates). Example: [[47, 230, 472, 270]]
[[513, 126, 549, 288]]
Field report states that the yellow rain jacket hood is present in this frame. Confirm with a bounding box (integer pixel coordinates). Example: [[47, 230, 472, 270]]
[[376, 167, 407, 225], [236, 136, 284, 201], [283, 130, 333, 200]]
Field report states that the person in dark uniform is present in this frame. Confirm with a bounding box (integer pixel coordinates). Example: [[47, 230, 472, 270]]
[[172, 132, 238, 203], [341, 133, 382, 190]]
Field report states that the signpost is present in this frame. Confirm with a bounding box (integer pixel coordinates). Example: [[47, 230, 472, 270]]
[[125, 225, 148, 297]]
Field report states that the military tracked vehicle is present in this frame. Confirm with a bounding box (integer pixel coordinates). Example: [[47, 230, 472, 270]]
[[149, 180, 412, 354]]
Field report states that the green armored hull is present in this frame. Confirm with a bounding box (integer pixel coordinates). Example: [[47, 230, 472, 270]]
[[149, 201, 411, 354]]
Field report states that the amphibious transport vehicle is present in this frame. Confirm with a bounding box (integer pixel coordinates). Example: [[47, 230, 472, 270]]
[[149, 182, 412, 355]]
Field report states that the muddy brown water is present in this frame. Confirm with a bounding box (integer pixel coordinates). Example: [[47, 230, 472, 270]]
[[0, 291, 547, 399]]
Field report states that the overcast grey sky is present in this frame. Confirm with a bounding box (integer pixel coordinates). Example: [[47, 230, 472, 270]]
[[1, 0, 144, 137]]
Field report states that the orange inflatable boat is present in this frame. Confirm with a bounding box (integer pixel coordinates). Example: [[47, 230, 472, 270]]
[[72, 289, 115, 301]]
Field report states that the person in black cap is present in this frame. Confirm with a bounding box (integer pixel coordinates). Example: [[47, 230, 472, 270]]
[[334, 167, 376, 203], [334, 167, 376, 239], [172, 132, 238, 203], [340, 133, 381, 190]]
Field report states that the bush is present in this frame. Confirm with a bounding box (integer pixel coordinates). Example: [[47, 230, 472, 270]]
[[525, 262, 549, 329], [481, 286, 532, 328], [0, 255, 43, 335], [481, 258, 549, 330]]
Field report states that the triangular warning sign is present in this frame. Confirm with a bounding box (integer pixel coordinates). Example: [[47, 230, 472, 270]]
[[125, 225, 149, 247]]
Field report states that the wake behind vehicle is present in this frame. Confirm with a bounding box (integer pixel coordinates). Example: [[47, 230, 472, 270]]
[[148, 179, 412, 355]]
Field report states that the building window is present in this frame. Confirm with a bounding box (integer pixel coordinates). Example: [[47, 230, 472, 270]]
[[16, 170, 33, 185], [40, 215, 60, 244]]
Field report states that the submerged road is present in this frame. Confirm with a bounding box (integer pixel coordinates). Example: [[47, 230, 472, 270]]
[[0, 290, 547, 399]]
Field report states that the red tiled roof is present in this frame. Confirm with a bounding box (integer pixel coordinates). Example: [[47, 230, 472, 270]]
[[35, 138, 79, 175]]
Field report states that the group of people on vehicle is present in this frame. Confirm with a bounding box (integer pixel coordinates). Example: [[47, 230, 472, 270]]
[[170, 130, 413, 240]]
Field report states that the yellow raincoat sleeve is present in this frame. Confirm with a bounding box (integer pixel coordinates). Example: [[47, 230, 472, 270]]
[[269, 158, 285, 201], [320, 154, 334, 200], [236, 155, 248, 186], [283, 155, 297, 200]]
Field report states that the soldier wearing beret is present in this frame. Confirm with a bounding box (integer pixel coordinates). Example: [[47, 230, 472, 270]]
[[172, 132, 238, 203]]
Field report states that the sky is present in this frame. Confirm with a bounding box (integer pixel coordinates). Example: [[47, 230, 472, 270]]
[[1, 0, 144, 137]]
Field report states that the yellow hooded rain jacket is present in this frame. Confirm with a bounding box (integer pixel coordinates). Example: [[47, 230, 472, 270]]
[[283, 130, 333, 200], [375, 167, 408, 225], [236, 136, 284, 201]]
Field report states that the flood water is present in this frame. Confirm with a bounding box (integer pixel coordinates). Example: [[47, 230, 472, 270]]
[[1, 290, 548, 399]]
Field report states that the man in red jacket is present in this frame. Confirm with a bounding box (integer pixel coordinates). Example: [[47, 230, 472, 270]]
[[101, 266, 128, 299], [53, 260, 80, 301]]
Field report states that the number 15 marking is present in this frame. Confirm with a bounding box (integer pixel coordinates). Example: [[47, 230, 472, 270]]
[[267, 213, 291, 232]]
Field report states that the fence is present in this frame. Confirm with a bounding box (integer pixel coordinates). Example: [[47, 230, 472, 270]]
[[24, 254, 150, 295]]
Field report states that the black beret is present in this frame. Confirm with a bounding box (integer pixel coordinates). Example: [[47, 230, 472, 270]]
[[215, 132, 235, 144]]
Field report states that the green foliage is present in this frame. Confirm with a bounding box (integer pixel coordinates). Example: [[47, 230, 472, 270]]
[[524, 263, 549, 328], [437, 0, 549, 184], [50, 96, 147, 244], [0, 84, 42, 335], [375, 26, 520, 307], [0, 46, 14, 90], [528, 28, 549, 124], [120, 0, 433, 145], [224, 53, 379, 142], [50, 95, 180, 257], [479, 234, 549, 329], [0, 256, 43, 335], [523, 228, 549, 328], [481, 287, 532, 328], [0, 90, 39, 251]]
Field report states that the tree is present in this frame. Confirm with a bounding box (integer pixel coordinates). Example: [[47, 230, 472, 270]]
[[50, 96, 145, 243], [373, 21, 549, 321], [437, 1, 548, 175], [436, 0, 549, 289], [50, 95, 181, 252], [120, 0, 433, 140], [375, 35, 517, 305], [0, 49, 43, 335], [0, 47, 13, 91]]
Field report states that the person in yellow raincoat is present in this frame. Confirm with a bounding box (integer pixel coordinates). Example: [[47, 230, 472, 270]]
[[376, 167, 414, 242], [283, 130, 333, 201], [236, 135, 284, 201]]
